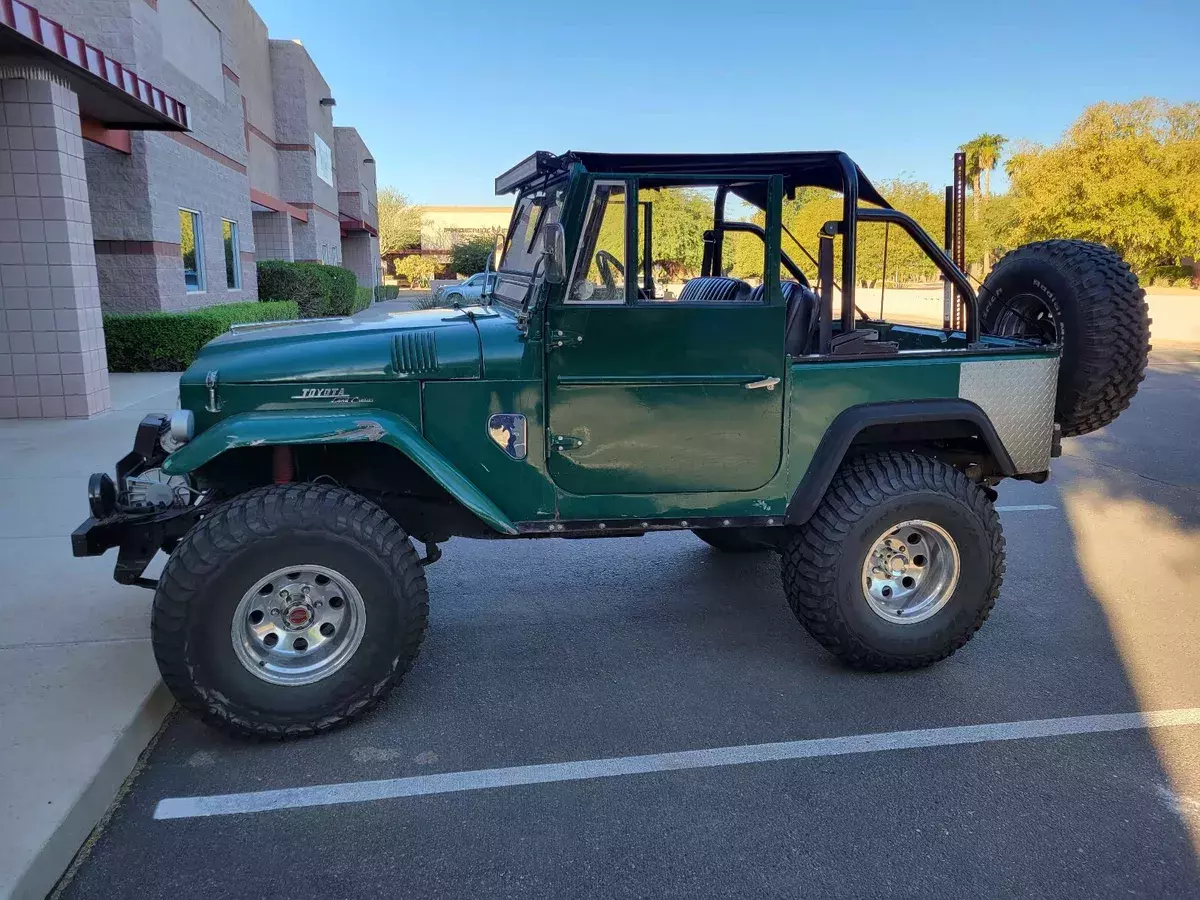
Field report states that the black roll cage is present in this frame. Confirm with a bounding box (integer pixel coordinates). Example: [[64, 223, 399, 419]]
[[700, 157, 981, 346], [497, 150, 981, 347]]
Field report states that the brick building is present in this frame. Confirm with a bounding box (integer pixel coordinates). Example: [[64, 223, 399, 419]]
[[0, 0, 379, 419]]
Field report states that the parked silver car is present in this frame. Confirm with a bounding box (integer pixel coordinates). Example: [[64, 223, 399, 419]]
[[438, 273, 488, 304]]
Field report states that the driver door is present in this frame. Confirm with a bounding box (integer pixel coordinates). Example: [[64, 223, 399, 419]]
[[545, 176, 786, 500]]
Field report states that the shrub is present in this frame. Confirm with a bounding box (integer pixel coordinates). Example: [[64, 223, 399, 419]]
[[375, 284, 400, 301], [449, 235, 496, 278], [351, 286, 373, 314], [395, 254, 437, 289], [256, 260, 324, 317], [412, 291, 453, 311], [255, 261, 357, 317], [104, 301, 299, 372], [304, 263, 357, 316]]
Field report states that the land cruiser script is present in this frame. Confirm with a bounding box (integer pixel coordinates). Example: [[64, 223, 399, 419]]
[[291, 388, 371, 404]]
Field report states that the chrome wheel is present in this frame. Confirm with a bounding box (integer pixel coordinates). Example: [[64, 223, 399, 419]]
[[861, 520, 960, 624], [231, 564, 367, 686]]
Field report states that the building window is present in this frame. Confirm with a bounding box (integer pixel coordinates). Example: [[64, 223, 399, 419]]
[[315, 134, 333, 186], [179, 208, 204, 292], [222, 219, 240, 289]]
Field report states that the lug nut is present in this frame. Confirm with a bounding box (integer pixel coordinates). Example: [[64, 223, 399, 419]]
[[301, 586, 310, 596], [270, 607, 281, 616]]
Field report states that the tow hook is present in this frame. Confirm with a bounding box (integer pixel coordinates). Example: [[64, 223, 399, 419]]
[[419, 541, 442, 566]]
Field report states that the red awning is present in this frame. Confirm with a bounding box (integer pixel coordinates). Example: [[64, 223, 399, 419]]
[[0, 1, 188, 130], [340, 214, 378, 238]]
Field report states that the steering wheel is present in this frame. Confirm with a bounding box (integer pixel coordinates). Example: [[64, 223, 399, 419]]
[[595, 250, 625, 297]]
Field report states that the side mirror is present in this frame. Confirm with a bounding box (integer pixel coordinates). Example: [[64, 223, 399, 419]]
[[542, 222, 566, 284]]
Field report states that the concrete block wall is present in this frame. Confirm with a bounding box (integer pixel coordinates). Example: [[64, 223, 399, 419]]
[[0, 74, 110, 419], [292, 210, 342, 265], [50, 0, 258, 313], [270, 40, 337, 222], [252, 209, 293, 260], [340, 231, 377, 287]]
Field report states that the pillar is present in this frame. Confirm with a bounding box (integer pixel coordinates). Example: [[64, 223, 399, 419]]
[[0, 67, 109, 418]]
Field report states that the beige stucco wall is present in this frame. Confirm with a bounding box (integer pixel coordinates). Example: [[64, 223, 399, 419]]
[[420, 206, 511, 251]]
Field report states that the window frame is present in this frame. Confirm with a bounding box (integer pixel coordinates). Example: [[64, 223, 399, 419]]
[[179, 207, 205, 293], [222, 218, 240, 290], [630, 174, 782, 307], [564, 177, 632, 306]]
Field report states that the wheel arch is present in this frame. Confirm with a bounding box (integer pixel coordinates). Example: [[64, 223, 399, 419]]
[[785, 400, 1016, 526], [160, 410, 518, 536]]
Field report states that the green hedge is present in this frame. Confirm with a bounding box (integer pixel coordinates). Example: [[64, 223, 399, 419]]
[[352, 286, 373, 314], [104, 301, 299, 372], [256, 261, 358, 317], [375, 284, 400, 301]]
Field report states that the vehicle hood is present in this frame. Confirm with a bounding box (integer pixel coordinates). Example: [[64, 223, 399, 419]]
[[180, 305, 504, 385]]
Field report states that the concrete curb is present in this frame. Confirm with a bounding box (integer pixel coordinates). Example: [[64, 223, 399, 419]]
[[8, 682, 173, 900]]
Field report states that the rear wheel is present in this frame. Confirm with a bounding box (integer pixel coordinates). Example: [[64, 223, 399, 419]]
[[981, 240, 1150, 436], [692, 528, 773, 553], [152, 483, 429, 738], [781, 452, 1004, 670]]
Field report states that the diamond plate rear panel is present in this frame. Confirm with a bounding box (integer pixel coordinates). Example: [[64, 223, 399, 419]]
[[958, 356, 1059, 473]]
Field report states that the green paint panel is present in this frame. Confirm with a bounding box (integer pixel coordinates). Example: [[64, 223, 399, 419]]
[[183, 381, 422, 435], [180, 307, 483, 385], [162, 408, 518, 535], [421, 380, 556, 522], [788, 356, 962, 477], [545, 303, 786, 499]]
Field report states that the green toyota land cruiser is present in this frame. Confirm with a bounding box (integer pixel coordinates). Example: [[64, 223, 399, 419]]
[[73, 150, 1150, 738]]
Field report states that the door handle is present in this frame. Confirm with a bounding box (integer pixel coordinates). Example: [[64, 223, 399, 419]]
[[745, 377, 780, 392]]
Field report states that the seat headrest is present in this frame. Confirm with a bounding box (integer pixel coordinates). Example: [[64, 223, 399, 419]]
[[677, 277, 752, 304]]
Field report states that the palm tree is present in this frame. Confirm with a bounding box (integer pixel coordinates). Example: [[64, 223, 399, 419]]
[[973, 133, 1008, 198]]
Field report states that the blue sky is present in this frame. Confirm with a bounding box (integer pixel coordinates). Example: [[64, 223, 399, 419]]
[[253, 0, 1198, 206]]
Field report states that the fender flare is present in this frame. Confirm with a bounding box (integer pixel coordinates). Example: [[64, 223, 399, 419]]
[[785, 399, 1016, 525], [160, 410, 518, 535]]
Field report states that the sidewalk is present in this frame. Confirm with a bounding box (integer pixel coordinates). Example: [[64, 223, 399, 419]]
[[0, 373, 180, 900]]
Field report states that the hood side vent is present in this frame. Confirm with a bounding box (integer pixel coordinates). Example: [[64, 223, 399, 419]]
[[391, 329, 439, 376]]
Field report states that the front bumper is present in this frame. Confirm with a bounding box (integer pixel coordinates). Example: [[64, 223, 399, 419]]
[[70, 413, 202, 588], [72, 505, 200, 587]]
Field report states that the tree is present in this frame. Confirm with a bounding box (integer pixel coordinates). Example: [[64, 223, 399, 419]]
[[450, 234, 499, 276], [395, 254, 437, 289], [974, 134, 1008, 199], [377, 188, 424, 256], [1005, 98, 1200, 275]]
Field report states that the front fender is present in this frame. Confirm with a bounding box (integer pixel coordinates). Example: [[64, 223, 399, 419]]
[[160, 410, 518, 535]]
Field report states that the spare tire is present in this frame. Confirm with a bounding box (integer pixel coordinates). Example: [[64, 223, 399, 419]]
[[980, 239, 1150, 436]]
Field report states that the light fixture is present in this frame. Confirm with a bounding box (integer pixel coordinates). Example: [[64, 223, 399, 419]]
[[320, 97, 336, 107], [363, 157, 375, 164]]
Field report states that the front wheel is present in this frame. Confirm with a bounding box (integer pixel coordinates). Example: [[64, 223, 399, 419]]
[[781, 452, 1004, 671], [151, 483, 429, 738]]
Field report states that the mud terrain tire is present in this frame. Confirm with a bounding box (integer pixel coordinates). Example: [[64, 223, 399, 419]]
[[980, 239, 1150, 437]]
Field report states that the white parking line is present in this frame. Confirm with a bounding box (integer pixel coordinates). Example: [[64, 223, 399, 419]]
[[995, 504, 1058, 512], [154, 707, 1200, 821]]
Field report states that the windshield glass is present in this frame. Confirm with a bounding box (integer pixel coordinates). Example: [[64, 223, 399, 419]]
[[499, 181, 565, 275]]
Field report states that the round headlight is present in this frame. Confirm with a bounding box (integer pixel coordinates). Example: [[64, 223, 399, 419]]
[[161, 409, 194, 453]]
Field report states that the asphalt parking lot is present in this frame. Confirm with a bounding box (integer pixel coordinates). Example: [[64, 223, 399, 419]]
[[55, 350, 1200, 900]]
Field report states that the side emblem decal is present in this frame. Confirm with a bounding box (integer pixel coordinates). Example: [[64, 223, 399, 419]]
[[291, 387, 372, 405], [488, 414, 527, 460]]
